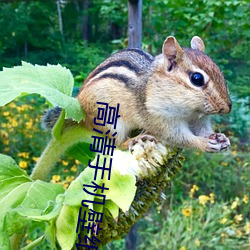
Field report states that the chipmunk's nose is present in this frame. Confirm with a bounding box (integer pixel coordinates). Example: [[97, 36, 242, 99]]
[[219, 101, 232, 114]]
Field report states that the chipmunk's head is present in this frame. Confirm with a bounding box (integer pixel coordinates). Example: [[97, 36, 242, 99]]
[[157, 36, 232, 115]]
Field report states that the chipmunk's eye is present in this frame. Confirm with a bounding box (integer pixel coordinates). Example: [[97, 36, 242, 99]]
[[190, 72, 204, 87]]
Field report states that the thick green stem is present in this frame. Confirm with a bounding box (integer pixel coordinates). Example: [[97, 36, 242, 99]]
[[11, 125, 96, 249], [30, 125, 96, 181]]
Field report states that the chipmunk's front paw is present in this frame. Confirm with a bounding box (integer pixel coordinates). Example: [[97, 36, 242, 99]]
[[129, 134, 156, 152], [206, 133, 230, 152]]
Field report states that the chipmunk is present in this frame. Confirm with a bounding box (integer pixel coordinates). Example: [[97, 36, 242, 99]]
[[44, 36, 232, 153]]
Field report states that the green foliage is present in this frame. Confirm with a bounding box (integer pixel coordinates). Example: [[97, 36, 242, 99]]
[[55, 205, 79, 249], [0, 154, 64, 249], [176, 147, 250, 203], [138, 197, 249, 249], [66, 142, 96, 165], [0, 1, 61, 65], [61, 42, 110, 86], [0, 62, 84, 121]]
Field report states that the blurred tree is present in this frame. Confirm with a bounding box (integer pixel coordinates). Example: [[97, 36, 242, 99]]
[[82, 0, 91, 41], [128, 0, 142, 48], [57, 0, 64, 36]]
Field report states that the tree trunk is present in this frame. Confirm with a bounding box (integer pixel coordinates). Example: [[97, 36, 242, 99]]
[[56, 0, 63, 36], [126, 2, 143, 247], [125, 223, 137, 250], [82, 0, 89, 41], [128, 0, 142, 48]]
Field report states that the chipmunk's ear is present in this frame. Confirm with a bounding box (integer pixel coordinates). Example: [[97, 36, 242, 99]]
[[191, 36, 205, 52], [162, 36, 184, 63]]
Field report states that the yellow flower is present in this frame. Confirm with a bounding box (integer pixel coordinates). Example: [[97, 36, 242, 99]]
[[71, 165, 77, 172], [182, 207, 192, 217], [235, 157, 242, 163], [0, 130, 8, 138], [231, 198, 240, 209], [17, 105, 30, 112], [3, 138, 9, 145], [236, 229, 243, 237], [62, 160, 69, 166], [3, 111, 9, 116], [194, 238, 201, 247], [66, 176, 75, 182], [27, 134, 34, 139], [209, 193, 215, 204], [17, 106, 23, 112], [32, 157, 39, 162], [9, 102, 16, 108], [179, 247, 186, 250], [198, 195, 210, 206], [189, 184, 199, 197], [221, 232, 227, 238], [234, 214, 243, 224], [221, 162, 228, 167], [63, 182, 69, 189], [220, 217, 228, 224], [244, 221, 250, 234], [11, 119, 18, 127], [232, 150, 237, 156], [231, 201, 238, 209], [26, 121, 33, 129], [19, 161, 28, 169], [243, 195, 248, 204], [18, 152, 30, 159], [75, 159, 81, 165], [4, 147, 10, 152], [51, 175, 61, 183]]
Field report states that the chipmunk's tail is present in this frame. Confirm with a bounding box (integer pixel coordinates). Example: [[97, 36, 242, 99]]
[[41, 106, 62, 130]]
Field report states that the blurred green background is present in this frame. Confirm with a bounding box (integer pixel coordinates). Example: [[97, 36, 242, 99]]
[[0, 0, 249, 249]]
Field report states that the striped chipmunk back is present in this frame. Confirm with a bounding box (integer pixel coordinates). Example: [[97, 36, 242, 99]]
[[83, 48, 154, 88], [77, 49, 155, 143]]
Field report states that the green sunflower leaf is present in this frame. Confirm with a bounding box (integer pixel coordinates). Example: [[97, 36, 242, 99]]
[[0, 62, 84, 121]]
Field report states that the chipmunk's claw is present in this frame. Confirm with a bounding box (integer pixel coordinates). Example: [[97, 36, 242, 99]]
[[207, 133, 230, 152]]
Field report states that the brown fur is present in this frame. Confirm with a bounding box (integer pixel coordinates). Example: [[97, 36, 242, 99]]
[[77, 36, 232, 152]]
